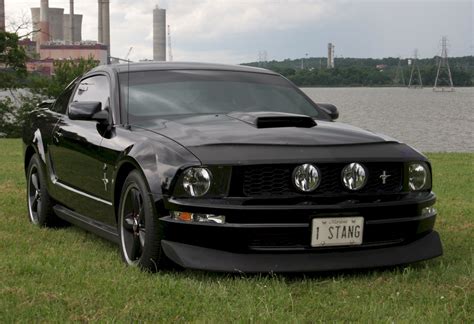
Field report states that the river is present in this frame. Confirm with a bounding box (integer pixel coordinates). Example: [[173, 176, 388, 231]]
[[303, 87, 474, 152]]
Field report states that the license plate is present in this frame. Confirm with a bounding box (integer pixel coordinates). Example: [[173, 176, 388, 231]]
[[311, 217, 364, 247]]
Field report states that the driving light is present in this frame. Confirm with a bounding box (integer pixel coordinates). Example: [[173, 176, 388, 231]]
[[182, 167, 212, 197], [342, 163, 367, 190], [408, 163, 428, 191], [171, 211, 225, 224], [293, 164, 321, 192], [421, 206, 437, 217]]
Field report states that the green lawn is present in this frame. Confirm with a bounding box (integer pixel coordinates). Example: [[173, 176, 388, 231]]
[[0, 138, 472, 322]]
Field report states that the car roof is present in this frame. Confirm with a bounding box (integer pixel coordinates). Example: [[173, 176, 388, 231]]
[[89, 61, 278, 75]]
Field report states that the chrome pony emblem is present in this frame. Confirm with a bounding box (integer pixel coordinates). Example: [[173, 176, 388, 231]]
[[379, 170, 391, 184]]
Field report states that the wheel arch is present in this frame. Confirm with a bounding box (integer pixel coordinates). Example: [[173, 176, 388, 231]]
[[112, 157, 164, 222], [24, 145, 37, 175]]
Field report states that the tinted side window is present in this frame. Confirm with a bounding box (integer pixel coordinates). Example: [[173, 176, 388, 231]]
[[51, 85, 74, 114], [72, 75, 110, 111]]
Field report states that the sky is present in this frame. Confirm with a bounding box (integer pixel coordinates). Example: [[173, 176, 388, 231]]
[[4, 0, 473, 64]]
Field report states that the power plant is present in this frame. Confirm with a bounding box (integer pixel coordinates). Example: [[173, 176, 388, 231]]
[[20, 0, 109, 74], [153, 5, 166, 61]]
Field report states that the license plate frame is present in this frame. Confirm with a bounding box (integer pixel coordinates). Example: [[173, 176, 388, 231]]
[[311, 217, 364, 247]]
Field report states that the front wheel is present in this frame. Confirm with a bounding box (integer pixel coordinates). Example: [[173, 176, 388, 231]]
[[118, 170, 170, 272]]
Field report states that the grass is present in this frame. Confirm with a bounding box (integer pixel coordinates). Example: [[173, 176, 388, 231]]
[[0, 138, 472, 322]]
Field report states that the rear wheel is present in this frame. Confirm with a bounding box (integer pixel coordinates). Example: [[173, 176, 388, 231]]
[[26, 154, 64, 227], [118, 170, 170, 272]]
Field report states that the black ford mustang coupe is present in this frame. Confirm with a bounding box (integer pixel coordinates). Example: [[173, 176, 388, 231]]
[[23, 62, 442, 272]]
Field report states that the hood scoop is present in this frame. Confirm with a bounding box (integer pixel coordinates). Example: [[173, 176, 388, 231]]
[[227, 111, 316, 129]]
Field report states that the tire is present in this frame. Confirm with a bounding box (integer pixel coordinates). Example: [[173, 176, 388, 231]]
[[26, 154, 64, 227], [118, 170, 171, 272]]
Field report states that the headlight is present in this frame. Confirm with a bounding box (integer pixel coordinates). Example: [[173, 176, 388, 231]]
[[182, 167, 212, 197], [408, 163, 429, 191]]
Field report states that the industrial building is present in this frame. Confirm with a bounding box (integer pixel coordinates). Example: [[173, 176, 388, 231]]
[[153, 5, 166, 61], [24, 0, 111, 75], [40, 42, 108, 65]]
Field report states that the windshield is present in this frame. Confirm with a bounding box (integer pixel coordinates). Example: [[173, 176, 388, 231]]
[[119, 70, 328, 124]]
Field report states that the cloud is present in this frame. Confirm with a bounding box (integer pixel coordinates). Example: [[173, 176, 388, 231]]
[[168, 0, 333, 41]]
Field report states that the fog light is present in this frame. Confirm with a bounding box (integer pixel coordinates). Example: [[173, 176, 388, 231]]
[[421, 206, 437, 217], [171, 211, 225, 224]]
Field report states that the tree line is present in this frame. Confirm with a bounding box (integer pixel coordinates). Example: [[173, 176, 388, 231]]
[[244, 56, 473, 87]]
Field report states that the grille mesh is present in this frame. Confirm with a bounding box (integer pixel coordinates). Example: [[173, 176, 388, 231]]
[[239, 163, 403, 197]]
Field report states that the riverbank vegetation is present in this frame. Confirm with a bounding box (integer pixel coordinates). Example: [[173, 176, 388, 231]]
[[0, 139, 472, 322], [244, 56, 474, 87]]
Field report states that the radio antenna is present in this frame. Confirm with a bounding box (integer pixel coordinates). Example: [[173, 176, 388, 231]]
[[125, 47, 133, 128]]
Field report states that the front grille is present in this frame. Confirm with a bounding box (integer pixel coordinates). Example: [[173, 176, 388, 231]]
[[235, 163, 403, 197]]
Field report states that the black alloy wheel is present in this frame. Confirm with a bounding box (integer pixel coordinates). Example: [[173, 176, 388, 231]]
[[120, 185, 146, 263], [27, 164, 41, 225], [26, 154, 63, 227], [118, 170, 170, 271]]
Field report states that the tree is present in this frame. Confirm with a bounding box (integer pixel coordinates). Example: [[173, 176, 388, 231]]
[[1, 30, 99, 138], [0, 30, 28, 90], [29, 56, 99, 98]]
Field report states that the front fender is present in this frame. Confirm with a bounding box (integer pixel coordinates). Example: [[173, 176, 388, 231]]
[[110, 129, 201, 205]]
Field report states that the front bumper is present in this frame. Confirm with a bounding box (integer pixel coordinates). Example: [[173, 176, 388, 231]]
[[162, 231, 442, 272], [159, 192, 443, 272]]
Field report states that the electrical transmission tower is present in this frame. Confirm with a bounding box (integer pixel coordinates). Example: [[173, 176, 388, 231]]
[[433, 36, 454, 92], [393, 56, 406, 86], [258, 50, 268, 67], [167, 25, 173, 62], [408, 49, 423, 88]]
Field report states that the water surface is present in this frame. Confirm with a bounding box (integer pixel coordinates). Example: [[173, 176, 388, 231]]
[[303, 87, 473, 152]]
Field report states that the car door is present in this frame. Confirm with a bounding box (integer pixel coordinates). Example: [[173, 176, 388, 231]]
[[49, 74, 113, 223]]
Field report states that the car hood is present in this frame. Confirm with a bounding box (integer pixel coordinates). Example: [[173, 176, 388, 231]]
[[139, 113, 398, 147]]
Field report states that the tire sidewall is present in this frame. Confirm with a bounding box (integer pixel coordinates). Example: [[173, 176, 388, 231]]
[[118, 170, 164, 271], [27, 154, 53, 226]]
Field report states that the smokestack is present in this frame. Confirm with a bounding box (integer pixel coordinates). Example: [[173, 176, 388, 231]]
[[153, 5, 166, 61], [98, 0, 103, 43], [327, 43, 335, 69], [101, 0, 110, 62], [0, 0, 5, 31], [37, 0, 50, 52], [69, 0, 74, 43]]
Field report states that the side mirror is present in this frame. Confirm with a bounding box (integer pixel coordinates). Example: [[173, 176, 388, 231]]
[[69, 101, 108, 122], [317, 103, 339, 120]]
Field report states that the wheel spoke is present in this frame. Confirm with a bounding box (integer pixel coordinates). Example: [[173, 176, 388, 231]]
[[131, 188, 140, 214], [37, 199, 42, 214], [31, 195, 39, 211], [129, 236, 141, 261], [31, 173, 39, 190], [123, 213, 135, 231], [139, 228, 146, 247]]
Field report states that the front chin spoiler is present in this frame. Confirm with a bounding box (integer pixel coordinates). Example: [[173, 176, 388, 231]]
[[161, 231, 443, 273]]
